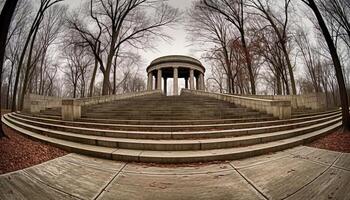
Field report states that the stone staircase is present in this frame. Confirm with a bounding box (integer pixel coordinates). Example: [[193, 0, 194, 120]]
[[1, 92, 342, 163], [39, 93, 274, 120]]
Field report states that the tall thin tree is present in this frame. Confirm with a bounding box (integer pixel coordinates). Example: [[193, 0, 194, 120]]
[[302, 0, 350, 130], [0, 0, 20, 137]]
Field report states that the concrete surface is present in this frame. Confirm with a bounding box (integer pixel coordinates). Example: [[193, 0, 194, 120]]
[[1, 146, 349, 200]]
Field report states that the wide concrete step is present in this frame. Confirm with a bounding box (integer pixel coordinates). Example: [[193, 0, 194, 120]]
[[4, 114, 341, 151], [13, 110, 341, 132], [81, 113, 266, 118], [81, 112, 269, 120], [291, 109, 339, 118], [83, 107, 248, 112], [82, 110, 257, 115], [32, 113, 278, 125], [7, 112, 341, 140], [2, 115, 341, 163]]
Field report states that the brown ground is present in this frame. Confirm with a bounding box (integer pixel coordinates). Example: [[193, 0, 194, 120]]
[[307, 128, 350, 153], [1, 109, 10, 115], [1, 110, 67, 174]]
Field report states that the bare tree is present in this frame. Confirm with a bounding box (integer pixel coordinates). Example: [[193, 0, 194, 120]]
[[247, 0, 297, 95], [256, 27, 291, 95], [18, 4, 66, 110], [319, 0, 350, 48], [295, 29, 323, 93], [187, 1, 238, 94], [69, 0, 179, 96], [113, 52, 144, 93], [203, 0, 256, 94], [62, 44, 92, 98], [301, 0, 350, 130], [11, 0, 64, 111]]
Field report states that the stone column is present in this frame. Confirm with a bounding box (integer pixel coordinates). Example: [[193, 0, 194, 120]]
[[157, 69, 162, 90], [147, 72, 153, 91], [164, 77, 167, 95], [62, 99, 81, 121], [173, 67, 178, 95], [189, 69, 194, 90], [199, 73, 205, 90]]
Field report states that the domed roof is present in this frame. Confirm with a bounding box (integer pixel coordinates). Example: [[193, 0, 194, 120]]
[[147, 55, 205, 71]]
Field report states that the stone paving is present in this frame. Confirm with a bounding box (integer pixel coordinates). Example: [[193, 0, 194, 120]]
[[1, 146, 349, 200]]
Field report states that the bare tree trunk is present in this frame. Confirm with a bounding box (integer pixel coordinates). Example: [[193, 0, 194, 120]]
[[19, 24, 40, 110], [11, 30, 33, 111], [304, 0, 350, 130], [241, 34, 256, 94], [102, 35, 117, 96], [0, 0, 20, 137], [6, 61, 15, 109], [283, 47, 297, 95], [11, 0, 62, 111], [276, 69, 282, 95], [222, 47, 233, 94], [89, 45, 100, 97], [113, 55, 118, 94], [39, 50, 47, 95]]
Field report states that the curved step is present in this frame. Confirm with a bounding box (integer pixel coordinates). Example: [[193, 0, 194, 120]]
[[2, 115, 341, 163], [291, 109, 339, 118], [4, 114, 341, 151], [13, 110, 340, 132], [6, 112, 341, 140], [31, 113, 278, 125]]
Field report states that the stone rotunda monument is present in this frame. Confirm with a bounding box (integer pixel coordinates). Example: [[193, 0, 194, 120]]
[[146, 55, 205, 95]]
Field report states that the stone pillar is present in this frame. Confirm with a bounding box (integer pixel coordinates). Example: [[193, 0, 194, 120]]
[[147, 72, 153, 91], [157, 69, 162, 90], [173, 67, 178, 95], [29, 101, 42, 113], [185, 77, 188, 89], [62, 99, 81, 121], [189, 69, 194, 90], [199, 73, 205, 90], [164, 77, 167, 95]]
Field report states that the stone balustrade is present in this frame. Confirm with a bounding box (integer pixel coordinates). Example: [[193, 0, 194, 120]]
[[22, 94, 62, 113], [62, 90, 163, 121], [182, 89, 292, 119]]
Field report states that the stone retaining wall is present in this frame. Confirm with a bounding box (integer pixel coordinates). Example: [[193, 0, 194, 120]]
[[245, 93, 326, 110], [182, 89, 291, 119], [22, 94, 62, 113]]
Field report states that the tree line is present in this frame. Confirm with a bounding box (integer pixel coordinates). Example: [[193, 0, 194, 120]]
[[187, 0, 349, 130], [0, 0, 179, 112], [0, 0, 349, 139]]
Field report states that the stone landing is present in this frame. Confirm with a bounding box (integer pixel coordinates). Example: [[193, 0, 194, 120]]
[[1, 146, 349, 200]]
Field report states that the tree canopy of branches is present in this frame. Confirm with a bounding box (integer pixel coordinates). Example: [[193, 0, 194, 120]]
[[202, 0, 257, 94], [11, 0, 64, 111], [247, 0, 296, 95], [187, 2, 239, 94], [68, 0, 180, 96]]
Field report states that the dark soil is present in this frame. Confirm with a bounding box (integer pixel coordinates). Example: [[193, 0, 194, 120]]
[[0, 124, 67, 175], [307, 128, 350, 153]]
